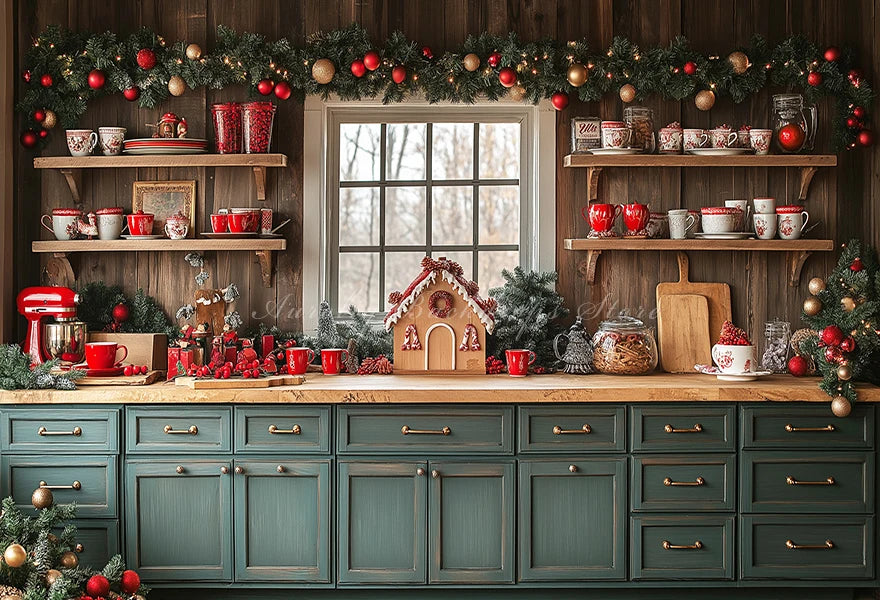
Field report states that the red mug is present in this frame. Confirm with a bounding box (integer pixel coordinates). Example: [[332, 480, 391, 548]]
[[321, 348, 349, 375], [126, 211, 154, 236], [622, 203, 650, 233], [286, 347, 316, 375], [505, 349, 536, 377], [228, 211, 258, 233], [84, 342, 128, 369], [582, 203, 621, 233], [210, 213, 228, 233]]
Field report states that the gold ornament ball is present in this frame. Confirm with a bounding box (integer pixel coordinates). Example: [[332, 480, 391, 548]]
[[42, 110, 57, 129], [727, 51, 749, 74], [167, 75, 186, 97], [803, 295, 822, 316], [31, 487, 53, 510], [185, 43, 202, 61], [462, 53, 480, 72], [3, 544, 26, 568], [619, 83, 636, 103], [841, 296, 856, 312], [831, 395, 852, 418], [508, 84, 527, 102], [837, 364, 853, 381], [311, 58, 336, 84], [47, 534, 58, 544], [808, 277, 826, 295], [45, 570, 62, 586], [58, 551, 78, 569], [566, 63, 588, 87], [695, 89, 716, 111], [1, 595, 22, 600]]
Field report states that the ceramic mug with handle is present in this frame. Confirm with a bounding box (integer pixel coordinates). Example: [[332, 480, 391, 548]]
[[84, 341, 128, 369], [286, 347, 315, 375], [41, 208, 83, 240], [66, 129, 98, 157], [753, 213, 777, 240], [683, 129, 708, 150], [710, 128, 739, 148], [98, 127, 126, 156], [321, 348, 349, 375], [667, 209, 696, 239], [711, 343, 756, 374], [776, 205, 810, 240], [505, 349, 536, 377], [583, 203, 621, 234], [622, 203, 650, 234]]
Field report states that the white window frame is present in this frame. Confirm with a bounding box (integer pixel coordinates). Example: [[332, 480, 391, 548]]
[[302, 95, 556, 326]]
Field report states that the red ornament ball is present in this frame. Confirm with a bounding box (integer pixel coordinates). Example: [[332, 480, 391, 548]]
[[683, 61, 697, 75], [112, 303, 130, 323], [22, 70, 31, 83], [392, 65, 407, 84], [824, 346, 843, 364], [498, 67, 517, 88], [787, 355, 809, 377], [123, 86, 140, 101], [273, 81, 291, 100], [853, 106, 866, 119], [421, 46, 433, 60], [363, 50, 381, 71], [807, 71, 822, 86], [120, 570, 141, 594], [256, 79, 274, 95], [851, 257, 865, 272], [821, 325, 845, 347], [85, 575, 110, 598], [20, 130, 38, 148], [34, 109, 46, 122], [823, 46, 841, 62], [848, 68, 863, 83], [550, 91, 569, 111], [847, 116, 859, 129], [777, 123, 806, 152], [87, 69, 106, 89], [350, 59, 366, 78], [487, 51, 502, 68], [39, 129, 48, 138], [40, 73, 53, 87], [857, 129, 874, 147], [840, 336, 857, 353], [136, 48, 157, 70]]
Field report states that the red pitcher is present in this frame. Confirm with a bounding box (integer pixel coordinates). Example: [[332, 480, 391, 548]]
[[622, 203, 650, 234], [582, 203, 621, 233]]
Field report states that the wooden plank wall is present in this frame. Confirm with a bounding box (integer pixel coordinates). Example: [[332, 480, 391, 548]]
[[1, 0, 12, 343], [11, 0, 879, 341]]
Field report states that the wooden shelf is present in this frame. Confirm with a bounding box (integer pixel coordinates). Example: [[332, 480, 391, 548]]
[[563, 238, 834, 287], [33, 154, 288, 203]]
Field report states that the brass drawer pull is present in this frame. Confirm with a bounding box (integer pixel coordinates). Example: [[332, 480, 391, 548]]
[[664, 423, 703, 434], [164, 425, 198, 435], [786, 539, 834, 550], [786, 475, 835, 486], [39, 480, 81, 491], [268, 424, 301, 435], [553, 425, 592, 435], [401, 425, 451, 436], [38, 426, 82, 437], [662, 540, 703, 550], [785, 424, 835, 433], [664, 476, 705, 487]]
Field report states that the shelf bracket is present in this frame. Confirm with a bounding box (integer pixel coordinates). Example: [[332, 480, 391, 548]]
[[787, 250, 812, 287], [798, 166, 818, 202], [253, 166, 267, 202], [59, 169, 83, 208], [255, 250, 273, 287], [586, 167, 603, 203], [43, 252, 76, 288], [577, 250, 602, 284]]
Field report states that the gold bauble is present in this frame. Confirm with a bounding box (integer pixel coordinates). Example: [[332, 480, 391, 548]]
[[45, 569, 62, 586], [0, 594, 22, 600], [619, 83, 636, 103], [185, 43, 202, 61], [58, 551, 78, 568], [3, 544, 26, 568], [47, 534, 58, 544], [808, 277, 826, 295], [841, 297, 856, 312], [31, 487, 53, 510], [803, 295, 822, 316], [831, 395, 852, 418], [42, 110, 57, 129], [837, 364, 853, 381], [0, 587, 23, 600], [695, 89, 716, 111], [727, 51, 749, 74], [462, 53, 480, 72], [508, 84, 527, 101], [566, 63, 588, 87], [167, 75, 186, 97], [311, 58, 336, 84]]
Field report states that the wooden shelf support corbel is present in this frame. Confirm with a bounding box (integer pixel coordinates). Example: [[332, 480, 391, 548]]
[[798, 166, 818, 201], [253, 166, 267, 201], [586, 167, 603, 203], [787, 250, 812, 287], [255, 250, 273, 287], [44, 252, 76, 288], [59, 169, 83, 208], [577, 249, 602, 285]]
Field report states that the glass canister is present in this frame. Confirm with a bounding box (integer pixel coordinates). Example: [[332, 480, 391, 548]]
[[242, 101, 277, 153], [591, 316, 658, 375], [771, 93, 817, 153], [211, 102, 242, 154], [761, 319, 791, 373], [624, 106, 656, 153]]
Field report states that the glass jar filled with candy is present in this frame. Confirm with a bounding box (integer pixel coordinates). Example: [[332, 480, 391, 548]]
[[211, 102, 242, 154], [242, 101, 277, 154], [761, 319, 791, 373]]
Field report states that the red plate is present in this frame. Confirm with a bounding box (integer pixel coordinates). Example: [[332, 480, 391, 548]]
[[67, 365, 126, 377]]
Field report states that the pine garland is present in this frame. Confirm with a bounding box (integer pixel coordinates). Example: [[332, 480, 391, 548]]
[[0, 345, 83, 391], [77, 282, 175, 337], [17, 25, 873, 149]]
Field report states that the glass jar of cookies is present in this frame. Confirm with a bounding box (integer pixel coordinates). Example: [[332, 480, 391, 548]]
[[591, 316, 658, 375], [624, 106, 656, 153]]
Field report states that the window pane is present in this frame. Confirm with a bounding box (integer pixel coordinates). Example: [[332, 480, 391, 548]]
[[384, 252, 428, 310], [386, 124, 426, 180], [479, 250, 519, 292], [339, 188, 379, 246], [432, 123, 473, 180], [436, 251, 475, 281], [479, 123, 520, 179], [340, 124, 381, 181], [432, 186, 473, 246], [386, 187, 426, 245], [479, 185, 520, 245], [338, 252, 379, 313]]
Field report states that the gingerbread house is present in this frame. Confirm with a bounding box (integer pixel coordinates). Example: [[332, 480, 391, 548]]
[[384, 257, 497, 374]]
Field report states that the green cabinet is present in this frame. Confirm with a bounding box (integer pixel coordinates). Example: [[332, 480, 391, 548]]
[[632, 454, 736, 512], [518, 458, 627, 581], [631, 515, 734, 580]]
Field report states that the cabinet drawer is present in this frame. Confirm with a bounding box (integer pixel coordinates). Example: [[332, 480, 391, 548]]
[[337, 406, 513, 454], [1, 408, 119, 453], [126, 407, 231, 454], [741, 451, 874, 513], [631, 406, 735, 452], [631, 515, 734, 580], [54, 519, 119, 570], [742, 405, 874, 449], [234, 407, 330, 454], [1, 455, 117, 517], [741, 515, 874, 580], [632, 454, 735, 512], [518, 406, 625, 453]]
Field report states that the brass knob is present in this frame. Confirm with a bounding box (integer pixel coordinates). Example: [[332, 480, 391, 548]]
[[235, 466, 244, 474], [220, 466, 229, 474], [431, 470, 440, 479], [417, 467, 426, 476], [276, 465, 285, 473], [569, 464, 578, 473], [175, 466, 184, 474], [75, 543, 84, 553]]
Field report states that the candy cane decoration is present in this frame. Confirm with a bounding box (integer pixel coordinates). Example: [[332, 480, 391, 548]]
[[401, 324, 422, 350], [458, 323, 481, 351]]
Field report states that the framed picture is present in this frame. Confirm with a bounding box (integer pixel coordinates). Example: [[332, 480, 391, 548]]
[[132, 180, 196, 238]]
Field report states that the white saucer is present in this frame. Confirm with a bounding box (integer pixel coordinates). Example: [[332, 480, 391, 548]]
[[686, 147, 753, 156], [589, 148, 643, 155], [695, 364, 772, 381], [121, 234, 164, 240], [693, 232, 755, 240]]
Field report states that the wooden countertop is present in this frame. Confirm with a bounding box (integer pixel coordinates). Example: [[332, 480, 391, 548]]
[[0, 373, 877, 404]]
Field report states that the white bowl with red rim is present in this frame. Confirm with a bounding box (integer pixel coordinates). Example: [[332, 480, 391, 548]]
[[701, 207, 740, 233]]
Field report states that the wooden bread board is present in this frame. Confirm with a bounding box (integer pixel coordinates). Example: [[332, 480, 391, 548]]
[[657, 294, 711, 373], [656, 252, 732, 341], [69, 370, 164, 386], [175, 374, 306, 389]]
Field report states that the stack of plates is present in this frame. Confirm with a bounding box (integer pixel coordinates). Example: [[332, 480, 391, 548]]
[[123, 138, 208, 155]]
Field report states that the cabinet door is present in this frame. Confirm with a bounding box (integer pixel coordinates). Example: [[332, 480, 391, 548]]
[[337, 460, 427, 584], [234, 459, 331, 583], [519, 458, 627, 581], [429, 461, 515, 584], [125, 460, 233, 581]]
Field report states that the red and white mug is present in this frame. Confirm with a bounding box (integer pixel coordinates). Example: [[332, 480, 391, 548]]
[[41, 208, 83, 240], [505, 349, 536, 377], [776, 205, 810, 240], [286, 347, 316, 375], [321, 348, 349, 375]]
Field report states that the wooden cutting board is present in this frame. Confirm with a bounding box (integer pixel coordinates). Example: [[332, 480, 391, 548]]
[[175, 374, 305, 389], [58, 370, 164, 386], [656, 251, 733, 340], [657, 294, 711, 373]]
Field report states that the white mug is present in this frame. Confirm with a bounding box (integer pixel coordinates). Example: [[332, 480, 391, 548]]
[[98, 127, 126, 156], [66, 129, 97, 157], [710, 129, 738, 149], [753, 197, 776, 215], [687, 210, 701, 238], [683, 129, 707, 150], [753, 213, 777, 240], [667, 209, 696, 240], [41, 209, 82, 240], [96, 213, 125, 240], [776, 206, 810, 240], [725, 200, 750, 232], [712, 344, 756, 374]]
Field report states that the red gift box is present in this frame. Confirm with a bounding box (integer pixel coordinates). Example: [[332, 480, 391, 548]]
[[167, 346, 194, 380], [260, 334, 275, 358]]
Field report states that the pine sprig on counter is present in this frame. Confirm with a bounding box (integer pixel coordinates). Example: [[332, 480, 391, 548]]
[[0, 345, 83, 391]]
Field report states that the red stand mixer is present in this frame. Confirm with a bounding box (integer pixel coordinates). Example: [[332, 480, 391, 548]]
[[16, 286, 85, 365]]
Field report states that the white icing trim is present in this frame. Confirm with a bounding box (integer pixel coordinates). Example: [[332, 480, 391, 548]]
[[424, 322, 456, 370]]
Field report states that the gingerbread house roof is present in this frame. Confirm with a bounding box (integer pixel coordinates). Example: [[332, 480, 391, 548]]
[[384, 257, 497, 334]]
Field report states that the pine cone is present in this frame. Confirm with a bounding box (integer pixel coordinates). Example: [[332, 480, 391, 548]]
[[387, 291, 403, 305], [464, 281, 479, 296]]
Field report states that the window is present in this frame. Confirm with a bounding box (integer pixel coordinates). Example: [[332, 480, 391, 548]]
[[303, 99, 555, 321]]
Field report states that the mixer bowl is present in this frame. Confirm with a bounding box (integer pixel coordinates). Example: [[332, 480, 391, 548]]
[[44, 321, 88, 364]]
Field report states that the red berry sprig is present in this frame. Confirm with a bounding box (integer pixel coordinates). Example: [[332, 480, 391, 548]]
[[718, 320, 751, 346], [357, 355, 393, 375], [485, 356, 505, 374]]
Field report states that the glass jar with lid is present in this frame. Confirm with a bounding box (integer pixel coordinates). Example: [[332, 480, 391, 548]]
[[771, 93, 817, 153], [761, 319, 791, 373], [623, 106, 656, 153], [591, 316, 658, 375]]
